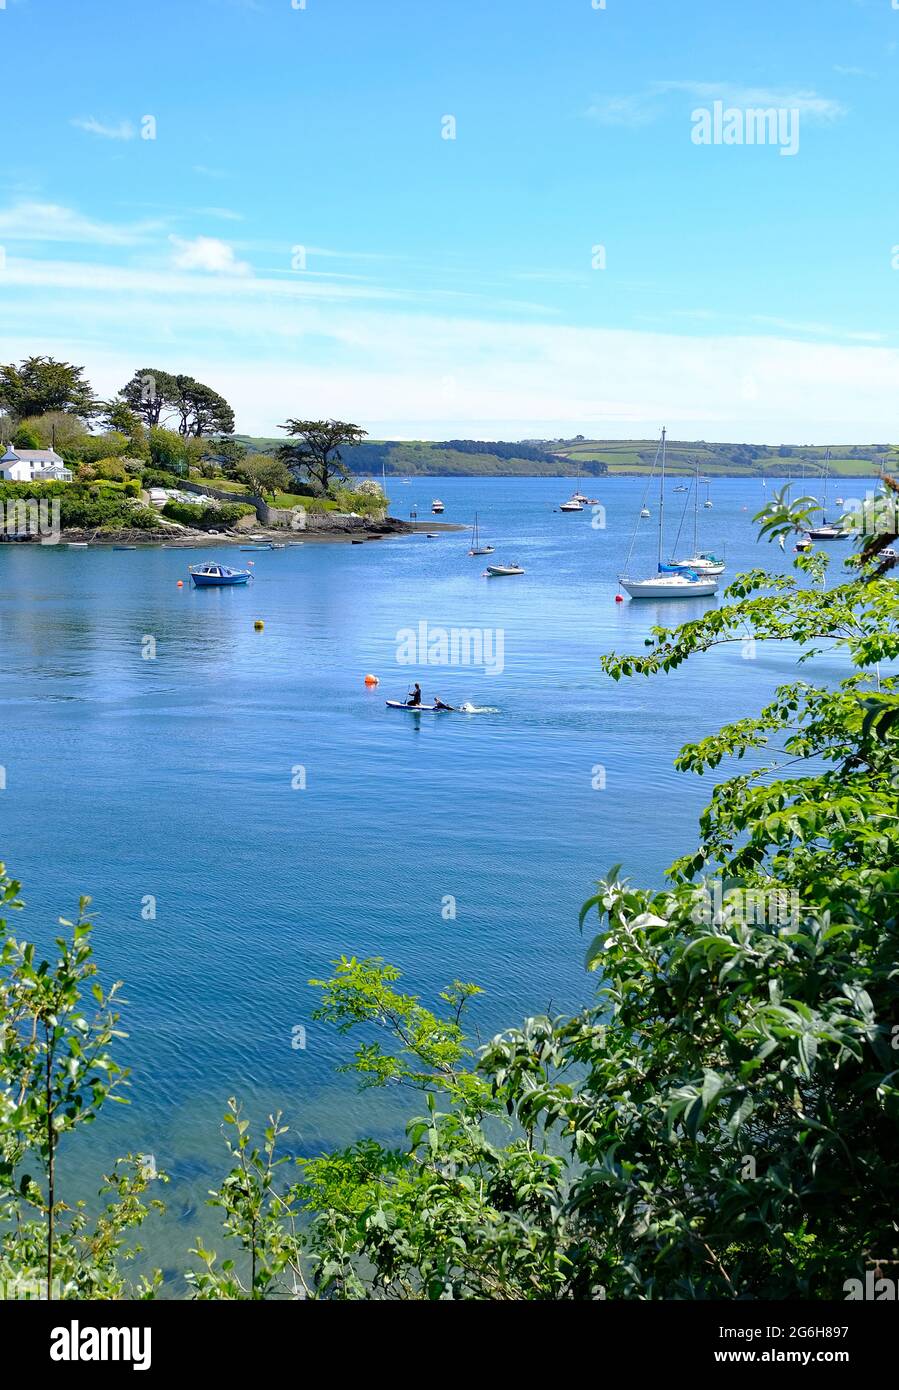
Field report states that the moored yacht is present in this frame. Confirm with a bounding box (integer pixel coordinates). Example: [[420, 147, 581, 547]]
[[619, 428, 719, 600]]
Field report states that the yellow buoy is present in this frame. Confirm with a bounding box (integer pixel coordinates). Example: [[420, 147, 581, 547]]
[[254, 619, 264, 631]]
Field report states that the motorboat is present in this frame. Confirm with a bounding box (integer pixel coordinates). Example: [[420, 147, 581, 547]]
[[188, 562, 251, 587], [485, 563, 525, 576], [432, 499, 445, 513], [670, 550, 725, 577]]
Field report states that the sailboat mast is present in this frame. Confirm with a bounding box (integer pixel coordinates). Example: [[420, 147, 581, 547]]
[[657, 427, 666, 568], [693, 456, 699, 553]]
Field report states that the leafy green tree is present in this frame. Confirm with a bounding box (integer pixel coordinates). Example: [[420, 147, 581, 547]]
[[0, 357, 98, 421], [148, 425, 190, 474], [172, 376, 235, 437], [117, 370, 235, 437], [234, 455, 292, 498], [0, 867, 165, 1298], [187, 1099, 307, 1300], [117, 368, 180, 429], [15, 412, 89, 457], [11, 423, 41, 450], [100, 400, 147, 456], [279, 419, 368, 493]]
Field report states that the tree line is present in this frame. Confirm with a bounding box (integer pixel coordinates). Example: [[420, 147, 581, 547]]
[[0, 355, 368, 496]]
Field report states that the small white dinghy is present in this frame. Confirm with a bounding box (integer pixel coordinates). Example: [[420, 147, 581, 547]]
[[485, 563, 525, 576]]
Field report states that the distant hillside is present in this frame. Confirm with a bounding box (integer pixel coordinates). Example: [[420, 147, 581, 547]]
[[235, 435, 898, 479], [551, 438, 899, 478], [235, 436, 582, 477]]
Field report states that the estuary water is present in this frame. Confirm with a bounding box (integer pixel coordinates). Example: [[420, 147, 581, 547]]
[[0, 474, 854, 1280]]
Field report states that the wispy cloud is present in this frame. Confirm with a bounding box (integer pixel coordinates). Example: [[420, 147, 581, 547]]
[[169, 235, 252, 276], [71, 116, 136, 141], [660, 82, 847, 122], [750, 314, 883, 343], [587, 81, 846, 128], [194, 207, 244, 222], [0, 200, 159, 246], [585, 93, 661, 127]]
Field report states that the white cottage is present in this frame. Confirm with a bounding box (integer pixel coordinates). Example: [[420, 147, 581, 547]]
[[0, 446, 72, 482]]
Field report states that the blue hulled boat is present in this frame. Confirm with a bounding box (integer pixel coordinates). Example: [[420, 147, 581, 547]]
[[188, 562, 251, 587]]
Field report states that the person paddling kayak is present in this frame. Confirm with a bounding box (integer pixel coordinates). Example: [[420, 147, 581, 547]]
[[406, 683, 422, 707]]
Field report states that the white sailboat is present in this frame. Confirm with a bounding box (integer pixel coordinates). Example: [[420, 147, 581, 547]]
[[806, 450, 850, 540], [703, 478, 713, 509], [670, 459, 726, 576], [619, 429, 719, 599], [468, 512, 495, 556]]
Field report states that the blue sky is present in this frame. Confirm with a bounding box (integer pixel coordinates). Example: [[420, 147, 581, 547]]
[[1, 0, 898, 440]]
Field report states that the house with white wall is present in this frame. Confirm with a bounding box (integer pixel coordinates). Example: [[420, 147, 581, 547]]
[[0, 447, 73, 482]]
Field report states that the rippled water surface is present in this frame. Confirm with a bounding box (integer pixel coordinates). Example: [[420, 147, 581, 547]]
[[0, 474, 852, 1279]]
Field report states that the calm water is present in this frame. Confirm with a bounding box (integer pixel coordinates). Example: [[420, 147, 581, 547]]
[[0, 474, 852, 1281]]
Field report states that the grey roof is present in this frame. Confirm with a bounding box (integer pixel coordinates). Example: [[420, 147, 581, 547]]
[[2, 447, 64, 462]]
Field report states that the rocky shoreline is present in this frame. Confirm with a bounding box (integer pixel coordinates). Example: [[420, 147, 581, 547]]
[[37, 517, 466, 548]]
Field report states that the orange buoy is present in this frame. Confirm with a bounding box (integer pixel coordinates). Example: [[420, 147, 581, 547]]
[[177, 579, 184, 587], [364, 674, 379, 686]]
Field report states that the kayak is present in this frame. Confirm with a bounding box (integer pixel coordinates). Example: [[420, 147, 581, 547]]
[[385, 701, 452, 711]]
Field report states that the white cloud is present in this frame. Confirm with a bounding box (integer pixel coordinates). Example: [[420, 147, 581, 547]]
[[71, 116, 136, 141], [169, 235, 252, 276], [0, 201, 158, 246], [2, 251, 897, 440]]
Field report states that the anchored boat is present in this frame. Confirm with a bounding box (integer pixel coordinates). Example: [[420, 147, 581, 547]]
[[669, 459, 726, 577], [469, 512, 495, 556], [619, 429, 719, 600], [188, 562, 251, 587], [806, 450, 851, 540]]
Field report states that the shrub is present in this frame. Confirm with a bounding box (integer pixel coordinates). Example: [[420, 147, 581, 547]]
[[140, 467, 183, 489], [91, 456, 127, 481], [162, 500, 255, 530], [75, 432, 130, 464]]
